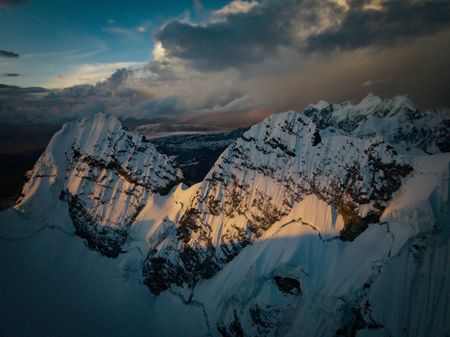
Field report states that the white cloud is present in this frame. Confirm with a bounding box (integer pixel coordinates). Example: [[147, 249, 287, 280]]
[[152, 42, 166, 60], [213, 0, 258, 20], [46, 62, 147, 88], [198, 95, 259, 114], [363, 0, 385, 12], [362, 78, 398, 87]]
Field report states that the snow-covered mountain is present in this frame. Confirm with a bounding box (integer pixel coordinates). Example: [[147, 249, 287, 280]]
[[0, 95, 449, 337], [16, 113, 182, 257]]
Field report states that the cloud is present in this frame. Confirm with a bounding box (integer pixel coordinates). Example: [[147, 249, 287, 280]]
[[104, 20, 153, 41], [45, 61, 146, 88], [140, 95, 182, 116], [21, 47, 109, 60], [103, 26, 143, 42], [213, 0, 258, 19], [0, 49, 19, 58], [154, 0, 450, 70], [362, 78, 398, 88], [308, 0, 450, 51], [197, 95, 260, 114], [154, 0, 300, 70], [2, 73, 20, 77]]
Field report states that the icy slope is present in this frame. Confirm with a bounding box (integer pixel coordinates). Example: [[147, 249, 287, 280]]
[[16, 113, 181, 256]]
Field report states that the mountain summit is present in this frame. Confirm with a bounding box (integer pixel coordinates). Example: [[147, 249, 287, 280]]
[[17, 113, 182, 256]]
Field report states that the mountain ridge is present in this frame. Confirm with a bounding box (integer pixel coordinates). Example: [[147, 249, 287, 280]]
[[0, 94, 449, 337]]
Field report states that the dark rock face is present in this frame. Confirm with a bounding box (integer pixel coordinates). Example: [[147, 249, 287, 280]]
[[335, 306, 383, 337], [67, 194, 127, 258], [273, 276, 302, 295], [143, 240, 224, 295], [217, 311, 246, 337], [249, 305, 276, 336], [143, 256, 184, 294], [312, 130, 322, 146]]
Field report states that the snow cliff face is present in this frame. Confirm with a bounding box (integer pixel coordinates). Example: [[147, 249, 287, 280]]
[[1, 95, 449, 337], [17, 113, 182, 257]]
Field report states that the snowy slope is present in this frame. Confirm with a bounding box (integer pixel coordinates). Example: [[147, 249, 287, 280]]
[[0, 95, 449, 337]]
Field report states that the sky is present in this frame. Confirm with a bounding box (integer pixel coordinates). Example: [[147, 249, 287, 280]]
[[0, 0, 229, 87], [0, 0, 449, 128]]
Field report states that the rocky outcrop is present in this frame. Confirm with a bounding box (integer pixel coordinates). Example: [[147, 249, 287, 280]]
[[273, 276, 301, 295]]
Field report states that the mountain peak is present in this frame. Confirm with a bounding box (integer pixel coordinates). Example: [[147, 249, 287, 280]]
[[358, 92, 383, 106], [309, 99, 330, 110], [17, 111, 182, 257]]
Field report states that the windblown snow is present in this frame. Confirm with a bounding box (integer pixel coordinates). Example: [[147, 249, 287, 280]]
[[0, 95, 449, 337]]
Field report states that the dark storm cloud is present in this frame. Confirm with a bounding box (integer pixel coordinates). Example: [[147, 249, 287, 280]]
[[0, 0, 26, 6], [308, 0, 450, 51], [155, 0, 303, 70], [0, 50, 19, 58], [155, 0, 450, 70]]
